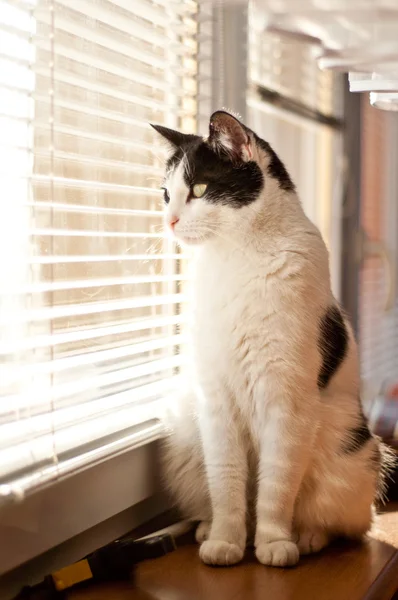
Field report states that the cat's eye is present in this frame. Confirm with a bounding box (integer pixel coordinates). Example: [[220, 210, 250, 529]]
[[192, 183, 207, 198], [161, 187, 170, 204]]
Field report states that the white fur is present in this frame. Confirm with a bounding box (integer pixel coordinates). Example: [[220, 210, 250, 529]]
[[160, 129, 387, 567]]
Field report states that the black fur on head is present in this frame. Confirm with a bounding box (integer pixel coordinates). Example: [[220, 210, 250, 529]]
[[150, 111, 295, 208]]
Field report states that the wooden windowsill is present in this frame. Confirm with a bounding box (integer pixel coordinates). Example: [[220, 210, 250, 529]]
[[68, 509, 398, 600]]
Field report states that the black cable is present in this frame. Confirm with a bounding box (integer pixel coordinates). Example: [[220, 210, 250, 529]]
[[13, 532, 183, 600]]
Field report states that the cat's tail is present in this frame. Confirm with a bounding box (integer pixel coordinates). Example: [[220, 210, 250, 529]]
[[375, 438, 397, 505], [160, 383, 210, 521]]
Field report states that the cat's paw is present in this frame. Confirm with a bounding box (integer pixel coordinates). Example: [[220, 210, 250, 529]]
[[296, 530, 329, 555], [199, 540, 244, 566], [195, 521, 211, 544], [255, 540, 299, 567]]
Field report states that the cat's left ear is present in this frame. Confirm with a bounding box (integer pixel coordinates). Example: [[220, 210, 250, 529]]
[[208, 110, 253, 163], [150, 123, 198, 150]]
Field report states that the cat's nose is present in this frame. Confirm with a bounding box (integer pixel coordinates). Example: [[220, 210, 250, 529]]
[[169, 215, 179, 231]]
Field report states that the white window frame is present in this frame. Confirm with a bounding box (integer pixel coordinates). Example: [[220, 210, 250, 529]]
[[0, 443, 162, 576]]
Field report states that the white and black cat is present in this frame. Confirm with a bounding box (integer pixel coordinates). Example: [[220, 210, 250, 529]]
[[151, 111, 392, 568]]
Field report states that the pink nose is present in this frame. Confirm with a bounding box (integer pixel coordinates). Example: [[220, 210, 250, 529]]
[[169, 215, 179, 231]]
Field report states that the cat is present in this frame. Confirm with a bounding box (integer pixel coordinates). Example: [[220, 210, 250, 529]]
[[151, 110, 393, 568]]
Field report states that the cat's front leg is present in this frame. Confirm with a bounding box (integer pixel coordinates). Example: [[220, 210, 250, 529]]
[[254, 377, 318, 567], [198, 387, 247, 566]]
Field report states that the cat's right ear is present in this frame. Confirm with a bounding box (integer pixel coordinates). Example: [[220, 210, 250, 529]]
[[150, 124, 197, 150], [208, 110, 252, 164]]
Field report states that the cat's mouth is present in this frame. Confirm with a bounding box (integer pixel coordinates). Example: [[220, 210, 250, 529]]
[[174, 229, 212, 246]]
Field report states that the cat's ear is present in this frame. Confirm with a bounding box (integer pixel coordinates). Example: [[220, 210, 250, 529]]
[[150, 124, 198, 150], [208, 110, 252, 163]]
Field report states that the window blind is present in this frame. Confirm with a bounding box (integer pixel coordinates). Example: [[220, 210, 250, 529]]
[[0, 0, 198, 503], [247, 1, 344, 297], [248, 10, 339, 118]]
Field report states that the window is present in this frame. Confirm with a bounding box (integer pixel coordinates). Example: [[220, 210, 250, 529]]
[[0, 0, 344, 518], [0, 0, 199, 503], [247, 6, 344, 297], [0, 1, 349, 583]]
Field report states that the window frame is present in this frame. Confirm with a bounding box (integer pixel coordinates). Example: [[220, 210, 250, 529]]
[[0, 442, 164, 579]]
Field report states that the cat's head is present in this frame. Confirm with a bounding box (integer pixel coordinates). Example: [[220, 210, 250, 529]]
[[151, 110, 295, 246]]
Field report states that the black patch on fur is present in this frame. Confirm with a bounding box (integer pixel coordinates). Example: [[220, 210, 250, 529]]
[[167, 139, 264, 208], [318, 305, 348, 389], [254, 134, 295, 192], [342, 411, 373, 455]]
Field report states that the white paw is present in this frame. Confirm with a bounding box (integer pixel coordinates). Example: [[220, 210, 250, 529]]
[[255, 540, 299, 567], [199, 540, 244, 566], [296, 530, 329, 555], [195, 521, 211, 544]]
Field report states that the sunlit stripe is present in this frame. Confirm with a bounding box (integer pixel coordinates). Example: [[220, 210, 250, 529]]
[[34, 122, 167, 153], [52, 1, 169, 48], [0, 377, 179, 447], [0, 314, 186, 352], [0, 293, 186, 323], [29, 203, 163, 218], [34, 65, 171, 111], [1, 354, 184, 404], [29, 253, 184, 264], [13, 274, 186, 294], [30, 228, 166, 238], [32, 174, 162, 194], [35, 148, 164, 175], [3, 334, 185, 380], [36, 38, 168, 92], [31, 93, 151, 128]]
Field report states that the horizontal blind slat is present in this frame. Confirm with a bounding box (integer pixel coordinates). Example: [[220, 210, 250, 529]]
[[30, 228, 166, 239], [34, 122, 165, 154], [12, 274, 187, 294], [34, 65, 173, 111], [31, 175, 162, 194], [28, 253, 185, 264], [0, 294, 186, 323], [3, 355, 185, 406], [1, 377, 179, 449], [27, 201, 164, 217], [4, 334, 185, 380], [53, 0, 171, 49], [0, 314, 186, 353]]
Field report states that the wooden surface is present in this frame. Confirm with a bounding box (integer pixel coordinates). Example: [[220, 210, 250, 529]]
[[68, 536, 398, 600]]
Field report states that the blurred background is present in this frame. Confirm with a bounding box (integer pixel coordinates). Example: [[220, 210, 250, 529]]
[[0, 0, 398, 592]]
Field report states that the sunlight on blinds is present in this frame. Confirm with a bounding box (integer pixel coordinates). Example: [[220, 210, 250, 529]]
[[0, 0, 198, 503]]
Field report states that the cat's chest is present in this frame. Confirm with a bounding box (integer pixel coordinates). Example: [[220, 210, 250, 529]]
[[191, 250, 279, 349], [194, 252, 255, 314]]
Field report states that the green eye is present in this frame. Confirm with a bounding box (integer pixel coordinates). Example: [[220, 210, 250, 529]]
[[192, 183, 207, 198]]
